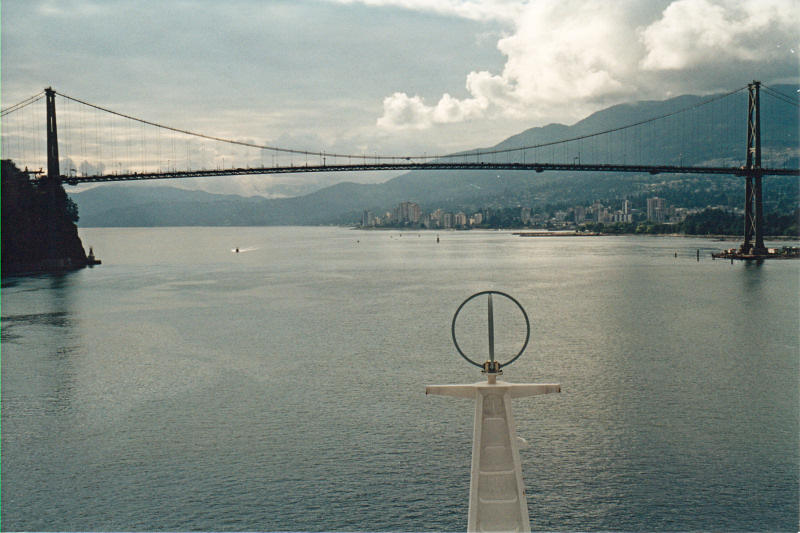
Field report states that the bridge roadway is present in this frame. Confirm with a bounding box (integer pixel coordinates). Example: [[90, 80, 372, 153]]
[[60, 162, 800, 184]]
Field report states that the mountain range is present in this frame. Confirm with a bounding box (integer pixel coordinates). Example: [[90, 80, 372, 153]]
[[70, 84, 799, 227]]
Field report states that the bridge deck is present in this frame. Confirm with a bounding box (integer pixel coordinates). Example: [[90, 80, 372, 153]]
[[57, 162, 800, 184]]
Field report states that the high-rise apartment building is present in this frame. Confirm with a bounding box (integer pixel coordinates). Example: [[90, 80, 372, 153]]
[[647, 197, 666, 222]]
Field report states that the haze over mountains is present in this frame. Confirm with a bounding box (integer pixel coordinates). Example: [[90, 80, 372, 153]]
[[71, 85, 799, 227]]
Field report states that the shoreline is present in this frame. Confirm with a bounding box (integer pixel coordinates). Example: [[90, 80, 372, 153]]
[[355, 226, 798, 241], [513, 232, 797, 240]]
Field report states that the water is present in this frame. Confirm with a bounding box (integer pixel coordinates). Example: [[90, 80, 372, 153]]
[[2, 227, 798, 532]]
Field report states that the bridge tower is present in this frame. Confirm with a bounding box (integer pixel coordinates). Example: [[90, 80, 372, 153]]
[[45, 87, 60, 182], [43, 87, 62, 262], [741, 81, 766, 255]]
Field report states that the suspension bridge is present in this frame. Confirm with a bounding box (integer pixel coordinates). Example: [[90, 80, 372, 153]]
[[1, 80, 798, 256]]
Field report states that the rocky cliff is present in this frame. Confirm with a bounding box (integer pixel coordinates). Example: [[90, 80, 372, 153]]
[[2, 160, 89, 275]]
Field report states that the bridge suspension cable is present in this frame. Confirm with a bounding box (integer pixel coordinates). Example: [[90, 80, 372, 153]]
[[446, 85, 750, 159], [2, 82, 795, 181], [54, 90, 418, 162], [761, 84, 800, 108], [53, 85, 749, 163], [1, 92, 45, 117]]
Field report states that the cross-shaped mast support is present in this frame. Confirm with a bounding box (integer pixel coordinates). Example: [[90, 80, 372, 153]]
[[427, 374, 560, 532]]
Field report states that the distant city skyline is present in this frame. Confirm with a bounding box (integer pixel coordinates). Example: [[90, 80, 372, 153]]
[[2, 0, 798, 196], [363, 196, 693, 229]]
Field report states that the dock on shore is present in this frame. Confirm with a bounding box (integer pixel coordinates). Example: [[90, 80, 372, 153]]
[[712, 246, 800, 260], [512, 231, 602, 237]]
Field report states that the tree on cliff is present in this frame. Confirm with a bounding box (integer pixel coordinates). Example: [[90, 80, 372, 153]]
[[2, 159, 88, 274]]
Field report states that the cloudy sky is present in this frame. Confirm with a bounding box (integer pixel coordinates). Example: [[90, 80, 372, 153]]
[[2, 0, 798, 195]]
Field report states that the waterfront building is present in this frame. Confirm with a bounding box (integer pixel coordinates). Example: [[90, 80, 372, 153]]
[[574, 206, 586, 224], [409, 203, 421, 223], [394, 201, 421, 224], [647, 197, 666, 222], [399, 202, 410, 222], [442, 212, 454, 229], [361, 210, 374, 227]]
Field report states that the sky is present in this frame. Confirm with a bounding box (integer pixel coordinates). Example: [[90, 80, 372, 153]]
[[2, 0, 798, 196]]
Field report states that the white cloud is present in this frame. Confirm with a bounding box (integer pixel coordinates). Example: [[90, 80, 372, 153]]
[[376, 93, 433, 130], [376, 90, 490, 130], [434, 92, 488, 122], [376, 0, 800, 130], [640, 0, 800, 69]]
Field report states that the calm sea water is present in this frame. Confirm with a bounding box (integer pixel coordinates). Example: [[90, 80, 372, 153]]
[[2, 227, 798, 532]]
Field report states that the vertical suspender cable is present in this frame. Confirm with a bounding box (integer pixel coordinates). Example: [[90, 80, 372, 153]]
[[157, 124, 161, 171], [110, 112, 116, 172], [22, 97, 29, 167], [80, 99, 86, 170]]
